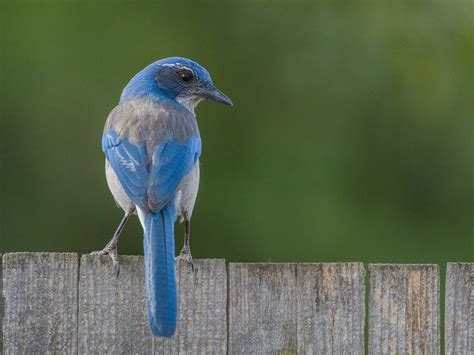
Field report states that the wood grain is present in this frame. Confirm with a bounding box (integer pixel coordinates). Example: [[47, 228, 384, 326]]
[[154, 258, 227, 354], [445, 262, 473, 354], [297, 263, 365, 354], [78, 255, 153, 354], [2, 253, 78, 355], [1, 254, 461, 353], [369, 264, 440, 354], [78, 255, 227, 354], [228, 263, 297, 354]]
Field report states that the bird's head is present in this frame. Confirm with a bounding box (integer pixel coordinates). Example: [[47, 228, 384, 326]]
[[120, 57, 233, 112]]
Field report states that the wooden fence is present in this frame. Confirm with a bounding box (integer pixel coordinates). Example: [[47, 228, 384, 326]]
[[0, 253, 472, 354]]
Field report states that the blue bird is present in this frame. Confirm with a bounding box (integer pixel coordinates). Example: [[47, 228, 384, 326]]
[[92, 57, 232, 337]]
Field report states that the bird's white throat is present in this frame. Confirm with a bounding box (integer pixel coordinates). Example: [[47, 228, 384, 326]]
[[176, 96, 203, 114]]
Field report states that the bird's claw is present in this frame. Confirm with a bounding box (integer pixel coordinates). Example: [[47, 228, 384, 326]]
[[175, 250, 197, 272], [90, 246, 121, 277]]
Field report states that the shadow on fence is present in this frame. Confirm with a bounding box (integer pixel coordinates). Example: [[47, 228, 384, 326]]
[[0, 253, 472, 354]]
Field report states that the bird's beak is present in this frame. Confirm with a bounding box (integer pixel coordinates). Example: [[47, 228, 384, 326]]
[[203, 85, 233, 106]]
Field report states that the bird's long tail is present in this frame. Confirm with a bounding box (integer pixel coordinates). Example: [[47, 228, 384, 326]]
[[144, 203, 177, 337]]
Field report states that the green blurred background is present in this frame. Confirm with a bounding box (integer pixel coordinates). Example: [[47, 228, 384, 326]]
[[1, 1, 472, 265]]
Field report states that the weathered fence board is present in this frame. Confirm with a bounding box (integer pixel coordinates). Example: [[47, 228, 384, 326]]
[[297, 263, 365, 354], [2, 254, 470, 353], [368, 264, 440, 354], [154, 258, 227, 354], [78, 255, 227, 354], [228, 263, 297, 354], [2, 253, 78, 355], [445, 262, 473, 354], [78, 255, 153, 354]]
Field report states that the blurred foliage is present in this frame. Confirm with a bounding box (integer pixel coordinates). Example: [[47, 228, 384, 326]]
[[1, 1, 472, 265]]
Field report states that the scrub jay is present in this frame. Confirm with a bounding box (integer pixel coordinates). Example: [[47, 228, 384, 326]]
[[92, 57, 232, 337]]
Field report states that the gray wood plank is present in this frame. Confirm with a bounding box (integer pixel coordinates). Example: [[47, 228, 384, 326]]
[[154, 258, 227, 354], [369, 264, 440, 354], [78, 255, 227, 354], [297, 262, 365, 354], [2, 252, 78, 355], [228, 263, 297, 354], [445, 262, 473, 354], [78, 255, 153, 354]]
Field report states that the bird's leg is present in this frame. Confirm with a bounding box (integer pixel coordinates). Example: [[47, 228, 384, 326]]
[[176, 219, 197, 271], [181, 219, 192, 257], [91, 211, 132, 277]]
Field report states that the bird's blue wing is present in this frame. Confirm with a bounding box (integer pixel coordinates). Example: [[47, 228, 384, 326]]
[[103, 100, 201, 212], [102, 130, 201, 213], [147, 137, 201, 212], [102, 131, 149, 210]]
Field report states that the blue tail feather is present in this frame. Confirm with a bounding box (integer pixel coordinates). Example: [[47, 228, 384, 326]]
[[144, 203, 177, 337]]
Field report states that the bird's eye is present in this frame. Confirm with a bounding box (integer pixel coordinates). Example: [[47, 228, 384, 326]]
[[178, 70, 194, 84]]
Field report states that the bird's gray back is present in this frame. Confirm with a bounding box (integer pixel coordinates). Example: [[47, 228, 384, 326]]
[[104, 97, 200, 151]]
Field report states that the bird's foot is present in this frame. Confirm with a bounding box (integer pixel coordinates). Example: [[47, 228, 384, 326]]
[[90, 246, 121, 277], [175, 249, 197, 272]]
